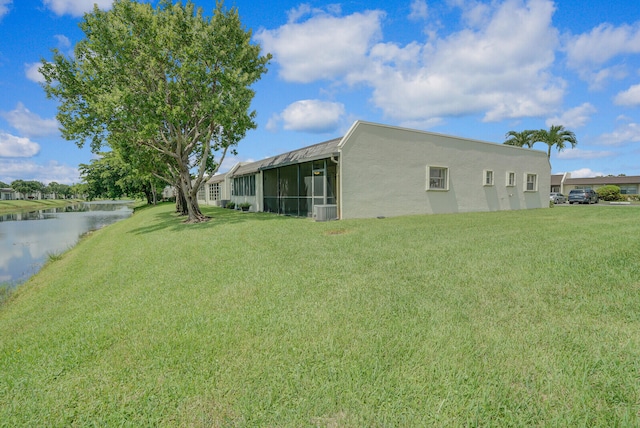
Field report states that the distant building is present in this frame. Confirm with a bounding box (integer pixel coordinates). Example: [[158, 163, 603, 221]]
[[552, 173, 639, 196], [1, 188, 17, 200]]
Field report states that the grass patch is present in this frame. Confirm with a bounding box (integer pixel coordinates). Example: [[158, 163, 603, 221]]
[[0, 199, 83, 215], [1, 205, 639, 426]]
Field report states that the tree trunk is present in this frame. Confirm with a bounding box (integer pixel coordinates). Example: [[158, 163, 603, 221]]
[[177, 170, 208, 223], [175, 185, 188, 216], [150, 182, 157, 205]]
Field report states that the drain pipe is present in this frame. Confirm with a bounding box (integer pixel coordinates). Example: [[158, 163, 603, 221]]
[[330, 155, 340, 219]]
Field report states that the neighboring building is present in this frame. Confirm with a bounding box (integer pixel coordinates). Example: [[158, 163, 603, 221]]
[[202, 121, 551, 220], [552, 173, 640, 196], [1, 188, 17, 200]]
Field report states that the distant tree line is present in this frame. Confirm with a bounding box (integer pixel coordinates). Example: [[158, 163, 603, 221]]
[[1, 180, 85, 199]]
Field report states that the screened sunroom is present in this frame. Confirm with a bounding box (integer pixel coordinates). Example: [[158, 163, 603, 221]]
[[263, 159, 337, 217]]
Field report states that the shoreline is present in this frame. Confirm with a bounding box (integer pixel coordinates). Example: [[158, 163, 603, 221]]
[[0, 199, 85, 215]]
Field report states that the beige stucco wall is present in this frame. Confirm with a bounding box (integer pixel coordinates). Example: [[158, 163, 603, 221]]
[[339, 122, 551, 219]]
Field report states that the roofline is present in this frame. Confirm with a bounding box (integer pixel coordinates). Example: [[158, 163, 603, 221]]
[[339, 120, 549, 157]]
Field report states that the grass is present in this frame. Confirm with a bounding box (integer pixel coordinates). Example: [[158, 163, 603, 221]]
[[0, 199, 83, 214], [0, 204, 639, 426]]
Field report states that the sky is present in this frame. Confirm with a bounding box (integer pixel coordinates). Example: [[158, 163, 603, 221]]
[[1, 0, 640, 185]]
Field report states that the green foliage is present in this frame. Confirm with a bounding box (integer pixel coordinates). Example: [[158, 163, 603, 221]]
[[226, 201, 235, 209], [596, 185, 623, 201], [505, 125, 578, 159], [503, 129, 535, 147], [531, 125, 578, 158], [10, 179, 45, 197], [238, 202, 251, 210], [41, 0, 271, 222], [2, 206, 640, 425]]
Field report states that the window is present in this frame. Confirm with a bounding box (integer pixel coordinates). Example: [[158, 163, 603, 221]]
[[484, 170, 494, 186], [208, 183, 220, 201], [232, 175, 256, 196], [427, 166, 448, 190], [620, 184, 638, 195], [525, 173, 537, 191], [197, 184, 206, 200], [506, 171, 516, 187]]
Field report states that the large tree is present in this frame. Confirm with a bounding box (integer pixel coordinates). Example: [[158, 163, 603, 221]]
[[531, 125, 578, 159], [41, 0, 270, 222], [11, 180, 45, 199]]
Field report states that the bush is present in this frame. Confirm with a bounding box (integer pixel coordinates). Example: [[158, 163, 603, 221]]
[[596, 185, 623, 201], [226, 201, 235, 209]]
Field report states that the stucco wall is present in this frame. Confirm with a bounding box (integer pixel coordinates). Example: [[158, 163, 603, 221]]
[[339, 122, 550, 219]]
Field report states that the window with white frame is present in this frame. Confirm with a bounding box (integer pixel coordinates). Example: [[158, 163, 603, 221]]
[[484, 170, 494, 186], [525, 173, 537, 191], [427, 166, 448, 190], [208, 183, 220, 201], [506, 171, 516, 187]]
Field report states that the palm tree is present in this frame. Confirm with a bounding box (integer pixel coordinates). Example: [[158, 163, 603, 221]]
[[503, 130, 535, 148], [531, 125, 578, 159]]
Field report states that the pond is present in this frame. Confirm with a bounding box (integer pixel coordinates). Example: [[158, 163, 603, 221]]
[[0, 201, 134, 287]]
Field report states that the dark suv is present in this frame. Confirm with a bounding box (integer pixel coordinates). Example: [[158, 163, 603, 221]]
[[568, 189, 599, 204]]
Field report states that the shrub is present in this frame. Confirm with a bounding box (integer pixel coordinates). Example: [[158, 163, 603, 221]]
[[596, 185, 622, 201], [226, 201, 235, 209]]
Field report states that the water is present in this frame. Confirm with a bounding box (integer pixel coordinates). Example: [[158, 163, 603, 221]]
[[0, 201, 134, 287]]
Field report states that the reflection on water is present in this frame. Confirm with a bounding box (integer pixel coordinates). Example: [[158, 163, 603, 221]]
[[0, 201, 134, 287]]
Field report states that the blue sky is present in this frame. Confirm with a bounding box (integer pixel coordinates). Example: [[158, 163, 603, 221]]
[[1, 0, 639, 185]]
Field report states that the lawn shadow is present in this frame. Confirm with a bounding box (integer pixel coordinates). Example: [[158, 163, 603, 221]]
[[128, 205, 302, 235]]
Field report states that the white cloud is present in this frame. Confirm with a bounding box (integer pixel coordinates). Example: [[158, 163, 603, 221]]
[[545, 103, 596, 128], [409, 0, 428, 21], [569, 168, 605, 178], [54, 34, 71, 48], [599, 121, 640, 146], [556, 148, 613, 160], [255, 9, 384, 83], [25, 62, 46, 83], [564, 22, 640, 86], [565, 22, 640, 68], [43, 0, 112, 17], [1, 103, 59, 137], [0, 132, 40, 157], [0, 0, 11, 19], [358, 0, 563, 122], [257, 0, 564, 124], [0, 159, 80, 184], [280, 100, 345, 133], [613, 83, 640, 106]]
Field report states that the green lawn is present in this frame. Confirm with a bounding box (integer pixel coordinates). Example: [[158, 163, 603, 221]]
[[1, 204, 639, 426]]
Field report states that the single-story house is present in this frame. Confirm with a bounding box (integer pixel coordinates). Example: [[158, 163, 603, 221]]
[[1, 188, 17, 200], [198, 121, 551, 220], [552, 173, 640, 196]]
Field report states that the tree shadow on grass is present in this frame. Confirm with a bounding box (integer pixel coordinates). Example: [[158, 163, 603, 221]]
[[128, 205, 303, 235]]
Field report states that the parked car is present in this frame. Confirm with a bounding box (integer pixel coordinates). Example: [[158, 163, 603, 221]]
[[550, 192, 566, 204], [568, 189, 599, 204]]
